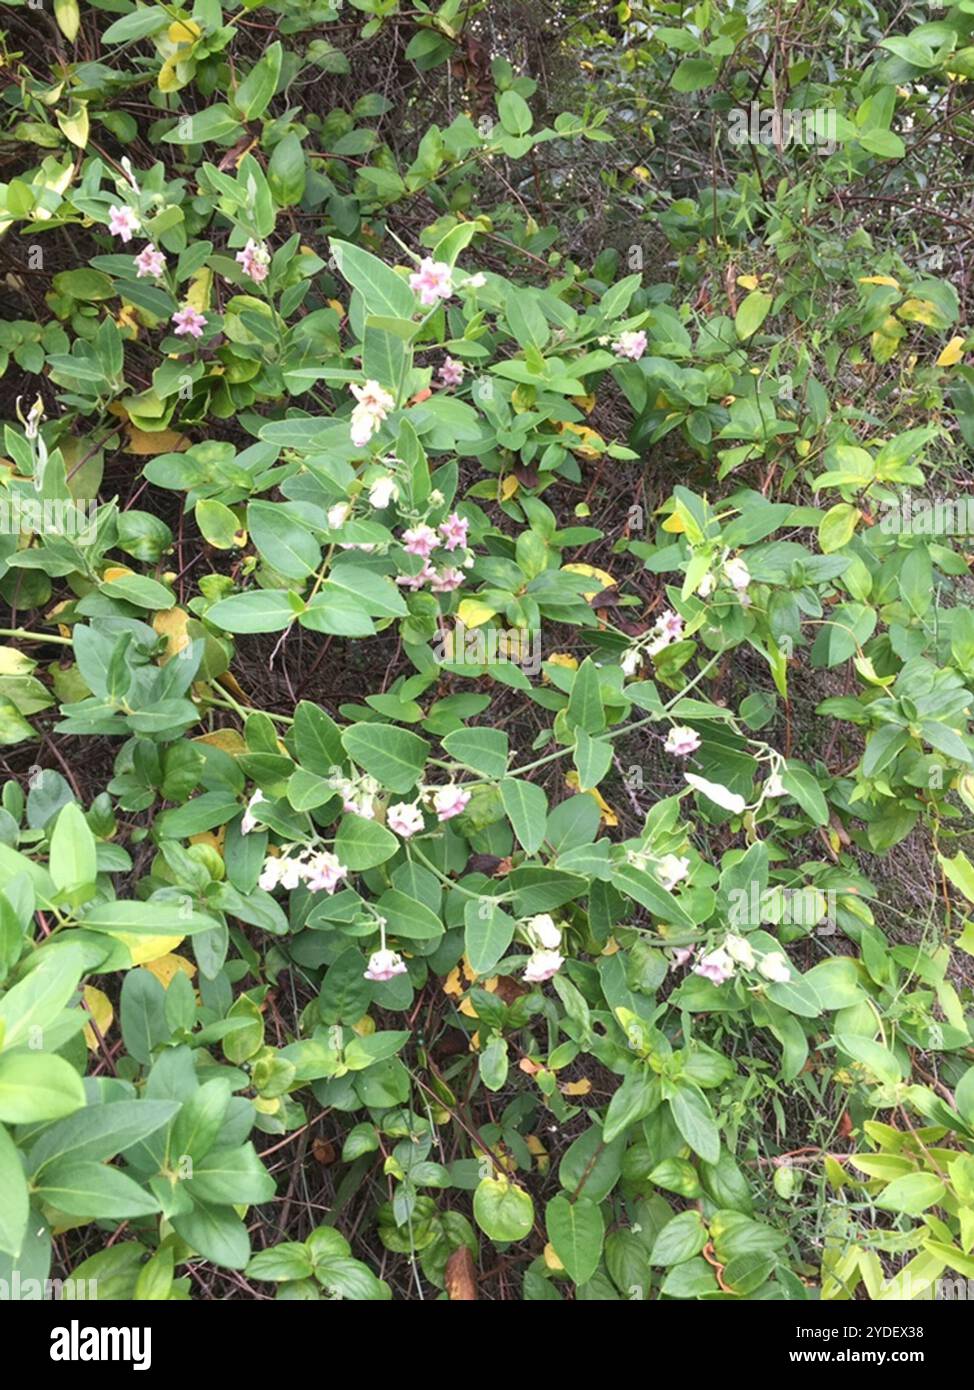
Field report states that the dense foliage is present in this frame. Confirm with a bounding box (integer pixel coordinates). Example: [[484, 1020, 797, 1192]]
[[2, 0, 974, 1302]]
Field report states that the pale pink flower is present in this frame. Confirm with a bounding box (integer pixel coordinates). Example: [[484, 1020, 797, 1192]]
[[172, 305, 207, 338], [133, 243, 165, 279], [108, 205, 140, 242], [438, 356, 464, 387], [670, 947, 693, 970], [402, 524, 439, 558], [387, 802, 424, 838], [409, 257, 453, 306], [364, 949, 408, 983], [723, 556, 751, 592], [664, 725, 701, 758], [463, 272, 486, 290], [657, 609, 684, 641], [349, 380, 395, 448], [430, 566, 464, 593], [612, 330, 647, 361], [524, 949, 564, 984], [694, 947, 735, 985], [439, 512, 468, 551], [235, 238, 271, 284], [305, 850, 347, 895], [396, 562, 436, 590], [432, 785, 470, 821], [368, 474, 398, 509], [620, 648, 643, 677]]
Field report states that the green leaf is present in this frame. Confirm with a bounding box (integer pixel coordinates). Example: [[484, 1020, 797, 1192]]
[[376, 888, 443, 941], [335, 814, 399, 870], [500, 778, 548, 854], [294, 700, 344, 775], [49, 802, 97, 899], [735, 290, 773, 340], [342, 723, 430, 794], [161, 104, 242, 144], [834, 1034, 904, 1085], [80, 899, 221, 936], [473, 1177, 533, 1242], [35, 1160, 161, 1220], [0, 946, 84, 1050], [566, 657, 605, 734], [330, 239, 415, 319], [442, 727, 509, 778], [497, 90, 533, 136], [0, 1051, 85, 1123], [545, 1194, 604, 1284], [573, 727, 613, 790], [874, 1173, 946, 1217], [649, 1209, 707, 1265], [671, 58, 717, 92], [602, 1068, 657, 1143], [0, 1123, 29, 1257], [247, 503, 320, 580], [232, 41, 282, 121], [669, 1084, 720, 1164], [464, 898, 515, 975], [206, 591, 298, 634]]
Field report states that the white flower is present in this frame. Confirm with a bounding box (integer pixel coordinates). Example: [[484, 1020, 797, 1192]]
[[724, 933, 755, 969], [764, 770, 786, 798], [697, 571, 716, 598], [758, 951, 792, 984], [327, 501, 352, 529], [620, 647, 643, 677], [463, 272, 486, 289], [387, 801, 424, 838], [364, 949, 408, 982], [241, 789, 266, 835], [723, 556, 751, 592], [304, 850, 347, 894], [349, 380, 395, 447], [525, 913, 562, 951], [368, 474, 399, 509], [523, 949, 564, 983], [655, 854, 690, 890]]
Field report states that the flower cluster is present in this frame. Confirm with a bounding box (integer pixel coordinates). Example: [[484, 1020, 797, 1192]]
[[236, 238, 271, 284], [258, 848, 347, 894], [698, 552, 751, 600], [612, 329, 648, 361], [619, 608, 685, 677], [397, 512, 471, 593], [329, 771, 382, 820], [521, 913, 566, 983], [409, 257, 453, 306], [349, 380, 396, 448], [692, 935, 791, 986]]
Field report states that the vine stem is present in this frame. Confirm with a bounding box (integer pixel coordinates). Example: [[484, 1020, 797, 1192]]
[[0, 627, 73, 646]]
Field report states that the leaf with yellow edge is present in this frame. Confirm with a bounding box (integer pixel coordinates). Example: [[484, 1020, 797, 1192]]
[[662, 512, 685, 533], [102, 565, 133, 582], [500, 475, 519, 500], [570, 393, 597, 414], [562, 563, 616, 601], [546, 652, 578, 675], [736, 274, 759, 290], [564, 775, 618, 827], [143, 953, 196, 989], [897, 298, 946, 328], [458, 977, 499, 1017], [456, 598, 497, 628], [937, 336, 966, 367], [544, 1243, 565, 1271], [858, 275, 901, 289], [56, 102, 89, 150], [190, 827, 225, 855], [168, 18, 201, 45], [82, 986, 113, 1050], [557, 421, 604, 457]]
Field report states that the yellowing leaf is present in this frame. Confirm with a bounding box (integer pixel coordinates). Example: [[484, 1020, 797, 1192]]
[[560, 1078, 592, 1096], [458, 976, 498, 1017], [546, 652, 578, 674], [153, 606, 190, 662], [102, 565, 133, 582], [443, 966, 464, 997], [500, 475, 519, 500], [570, 393, 597, 415], [896, 298, 941, 327], [194, 728, 247, 756], [564, 775, 618, 827], [125, 426, 190, 455], [190, 826, 225, 855], [186, 267, 213, 315], [557, 421, 604, 457], [116, 933, 185, 966], [937, 336, 966, 368], [456, 598, 497, 628], [736, 274, 759, 290], [142, 953, 196, 989], [544, 1243, 565, 1271], [82, 986, 113, 1051], [858, 275, 901, 289], [662, 512, 685, 533], [562, 563, 616, 601], [168, 18, 201, 45]]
